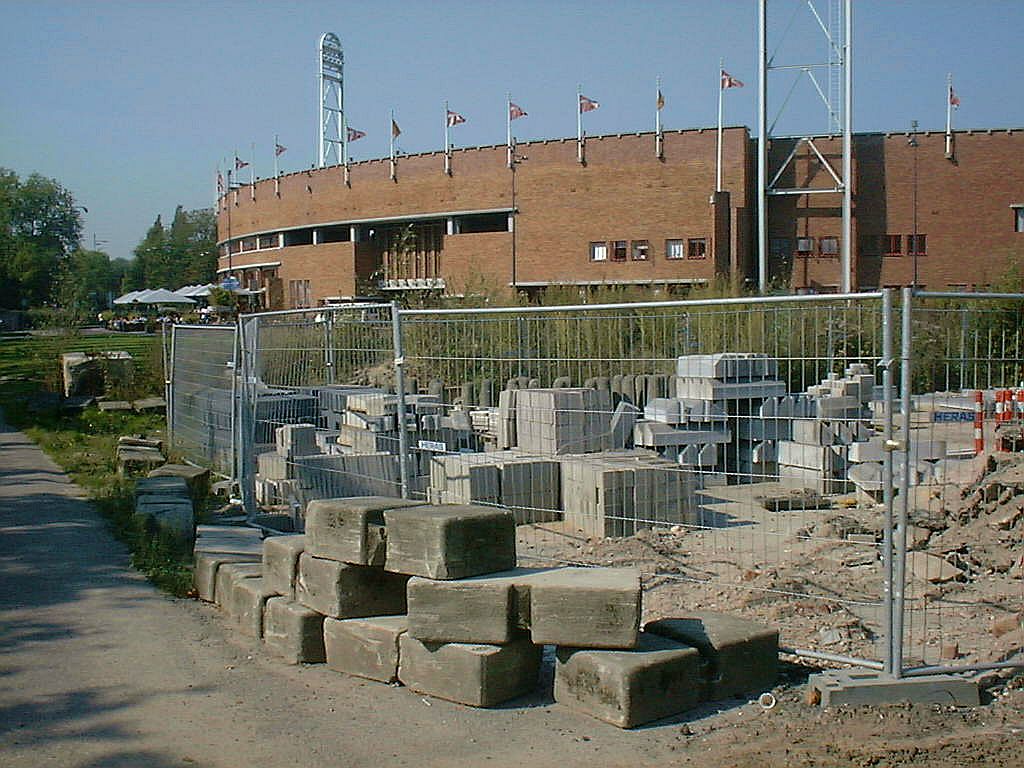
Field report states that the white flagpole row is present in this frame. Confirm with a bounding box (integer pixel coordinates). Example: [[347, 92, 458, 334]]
[[576, 84, 584, 164], [945, 72, 954, 158], [389, 109, 397, 182], [716, 58, 725, 193], [655, 76, 663, 160], [507, 92, 513, 169], [444, 100, 452, 176]]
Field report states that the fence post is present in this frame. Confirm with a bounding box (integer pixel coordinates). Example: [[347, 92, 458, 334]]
[[974, 390, 984, 455], [324, 311, 336, 385], [390, 302, 411, 499], [165, 323, 175, 449], [892, 286, 914, 678], [880, 289, 896, 676], [237, 315, 258, 517]]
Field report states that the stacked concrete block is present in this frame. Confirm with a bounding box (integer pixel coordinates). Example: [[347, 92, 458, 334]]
[[292, 453, 401, 502], [263, 596, 326, 664], [194, 552, 260, 603], [384, 505, 516, 579], [515, 388, 613, 455], [324, 615, 408, 683], [230, 577, 279, 639], [305, 496, 426, 566], [559, 452, 696, 537], [295, 552, 409, 619], [214, 562, 263, 612], [262, 534, 306, 598], [554, 633, 703, 728], [133, 476, 194, 543], [276, 423, 319, 459], [398, 635, 542, 707]]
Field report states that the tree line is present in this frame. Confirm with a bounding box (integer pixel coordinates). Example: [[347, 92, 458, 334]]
[[0, 167, 216, 321]]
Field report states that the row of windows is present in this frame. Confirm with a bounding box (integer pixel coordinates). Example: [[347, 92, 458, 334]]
[[770, 234, 930, 259], [589, 238, 707, 262]]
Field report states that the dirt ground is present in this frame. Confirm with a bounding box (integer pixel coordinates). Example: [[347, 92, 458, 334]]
[[2, 417, 1023, 767]]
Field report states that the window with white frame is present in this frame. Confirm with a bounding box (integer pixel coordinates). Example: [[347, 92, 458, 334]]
[[589, 242, 608, 261], [665, 239, 685, 259], [1014, 205, 1024, 233]]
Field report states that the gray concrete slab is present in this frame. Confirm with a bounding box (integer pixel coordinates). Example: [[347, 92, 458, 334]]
[[324, 615, 408, 683], [193, 525, 265, 557], [383, 504, 516, 579], [147, 463, 211, 499], [398, 635, 541, 707], [554, 633, 703, 728], [296, 553, 408, 619], [808, 670, 979, 707], [262, 596, 326, 665], [214, 562, 263, 611], [230, 576, 279, 639], [193, 553, 260, 603]]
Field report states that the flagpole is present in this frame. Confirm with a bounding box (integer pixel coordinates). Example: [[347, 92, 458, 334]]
[[232, 151, 239, 206], [250, 142, 256, 200], [717, 58, 725, 193], [444, 100, 452, 176], [274, 134, 280, 197], [507, 92, 513, 169], [945, 72, 953, 158], [343, 114, 350, 186], [577, 84, 584, 164], [389, 109, 396, 182], [656, 76, 663, 159]]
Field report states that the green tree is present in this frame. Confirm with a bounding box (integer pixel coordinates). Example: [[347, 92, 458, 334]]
[[0, 168, 83, 308], [54, 248, 121, 324], [125, 206, 216, 290]]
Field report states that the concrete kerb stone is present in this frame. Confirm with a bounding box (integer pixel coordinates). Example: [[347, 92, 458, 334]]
[[383, 504, 516, 580], [398, 635, 542, 707], [194, 553, 261, 603], [296, 552, 409, 619], [554, 633, 704, 728], [230, 576, 280, 639], [645, 612, 779, 700], [262, 534, 306, 598], [263, 596, 326, 664], [305, 496, 427, 566], [324, 615, 408, 683]]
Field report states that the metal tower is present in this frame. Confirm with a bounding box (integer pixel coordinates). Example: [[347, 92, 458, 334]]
[[318, 33, 345, 168], [757, 0, 853, 292]]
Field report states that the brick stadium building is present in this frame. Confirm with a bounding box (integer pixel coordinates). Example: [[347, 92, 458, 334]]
[[217, 127, 1024, 308]]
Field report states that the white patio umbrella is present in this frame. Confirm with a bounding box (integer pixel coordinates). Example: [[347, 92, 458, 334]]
[[132, 288, 196, 305]]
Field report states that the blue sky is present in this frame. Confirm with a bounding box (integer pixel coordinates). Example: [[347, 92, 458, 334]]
[[2, 0, 1022, 263]]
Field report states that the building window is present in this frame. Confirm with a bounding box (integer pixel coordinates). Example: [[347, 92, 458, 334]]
[[819, 236, 839, 256], [666, 239, 685, 260], [611, 240, 628, 262], [240, 236, 257, 252], [283, 228, 314, 247], [631, 240, 649, 260], [907, 234, 927, 256], [1013, 206, 1024, 233], [258, 233, 279, 250], [687, 238, 707, 259], [796, 237, 814, 256], [885, 234, 902, 256], [589, 242, 608, 261]]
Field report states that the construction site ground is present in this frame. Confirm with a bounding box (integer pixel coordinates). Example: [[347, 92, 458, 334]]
[[2, 414, 1023, 767]]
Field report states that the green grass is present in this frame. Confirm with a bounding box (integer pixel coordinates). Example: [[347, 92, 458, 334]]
[[0, 331, 194, 597]]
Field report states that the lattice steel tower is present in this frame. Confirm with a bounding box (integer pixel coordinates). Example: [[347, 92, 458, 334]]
[[757, 0, 852, 292], [318, 33, 345, 168]]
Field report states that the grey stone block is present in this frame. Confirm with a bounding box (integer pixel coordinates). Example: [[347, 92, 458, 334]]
[[808, 670, 979, 707], [258, 451, 290, 480], [262, 534, 306, 598], [324, 615, 408, 683], [398, 635, 541, 707], [275, 423, 319, 458], [406, 568, 544, 644], [135, 475, 189, 499], [296, 553, 409, 619], [305, 496, 426, 566], [134, 499, 194, 542], [231, 576, 279, 639], [609, 402, 639, 449], [645, 612, 778, 700], [194, 553, 260, 603], [675, 353, 777, 381], [214, 562, 263, 611], [147, 463, 210, 500], [193, 525, 264, 557], [263, 596, 326, 664], [554, 633, 703, 728], [384, 505, 516, 579], [674, 378, 787, 401], [529, 567, 641, 649]]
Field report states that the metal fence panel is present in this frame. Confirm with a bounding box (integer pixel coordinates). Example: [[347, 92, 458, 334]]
[[168, 324, 238, 477]]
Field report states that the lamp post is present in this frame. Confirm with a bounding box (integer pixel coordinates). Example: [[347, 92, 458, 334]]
[[908, 120, 919, 288], [509, 144, 527, 290]]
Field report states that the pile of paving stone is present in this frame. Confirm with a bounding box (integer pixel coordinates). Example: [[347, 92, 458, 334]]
[[194, 496, 778, 728]]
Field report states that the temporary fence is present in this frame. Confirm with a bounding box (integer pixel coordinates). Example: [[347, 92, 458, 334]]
[[165, 289, 1023, 682]]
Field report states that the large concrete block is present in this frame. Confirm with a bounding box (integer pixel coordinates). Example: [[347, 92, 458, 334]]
[[406, 568, 545, 644], [645, 612, 779, 700], [398, 635, 541, 707], [529, 567, 641, 649], [275, 423, 319, 458], [305, 496, 426, 565], [514, 388, 613, 455], [194, 553, 260, 603], [262, 534, 306, 598], [135, 475, 189, 499], [384, 505, 516, 579], [134, 499, 194, 542], [230, 576, 279, 639], [675, 353, 778, 381], [147, 463, 211, 500], [324, 615, 408, 683], [554, 633, 703, 728], [296, 553, 408, 619], [214, 562, 263, 611], [193, 525, 264, 557], [263, 596, 326, 664]]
